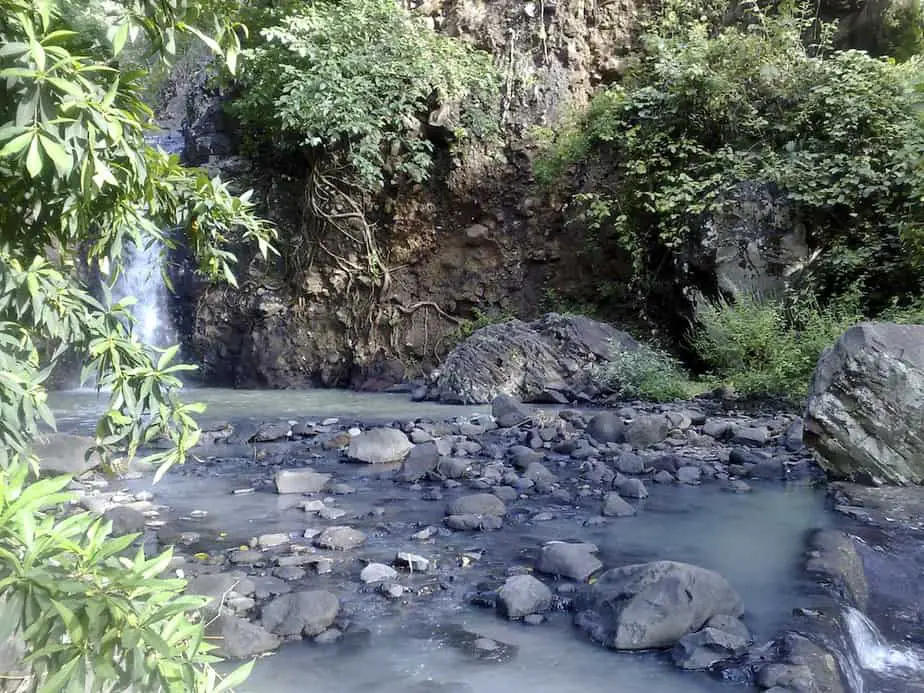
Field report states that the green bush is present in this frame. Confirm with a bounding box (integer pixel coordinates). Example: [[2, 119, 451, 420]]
[[690, 294, 861, 397], [537, 0, 924, 316], [233, 0, 499, 191], [595, 343, 696, 402]]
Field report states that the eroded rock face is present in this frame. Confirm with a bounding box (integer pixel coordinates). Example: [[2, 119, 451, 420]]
[[574, 560, 744, 650], [804, 322, 924, 485], [431, 314, 639, 404]]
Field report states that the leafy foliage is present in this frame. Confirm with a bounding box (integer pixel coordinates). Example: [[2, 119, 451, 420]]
[[537, 1, 924, 315], [594, 343, 696, 402], [690, 293, 863, 397], [232, 0, 499, 191], [0, 0, 274, 690]]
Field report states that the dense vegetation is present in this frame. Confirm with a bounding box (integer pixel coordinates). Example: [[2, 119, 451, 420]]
[[539, 1, 924, 398], [0, 0, 273, 690]]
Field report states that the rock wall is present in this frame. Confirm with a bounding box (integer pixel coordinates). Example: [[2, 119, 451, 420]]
[[180, 0, 648, 388]]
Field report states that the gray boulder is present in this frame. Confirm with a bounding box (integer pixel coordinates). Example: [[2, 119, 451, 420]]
[[32, 434, 100, 476], [587, 413, 624, 444], [275, 469, 331, 494], [492, 395, 532, 428], [314, 526, 367, 551], [602, 492, 635, 517], [261, 590, 340, 637], [536, 541, 603, 582], [672, 625, 750, 670], [447, 494, 506, 517], [348, 428, 414, 464], [497, 574, 553, 620], [398, 442, 440, 482], [432, 313, 639, 404], [804, 322, 924, 485], [444, 514, 503, 531], [104, 506, 146, 536], [209, 611, 280, 659], [574, 560, 744, 649], [623, 415, 670, 448]]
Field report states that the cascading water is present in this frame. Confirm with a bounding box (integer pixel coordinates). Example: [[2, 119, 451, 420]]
[[844, 607, 924, 674], [113, 240, 176, 347]]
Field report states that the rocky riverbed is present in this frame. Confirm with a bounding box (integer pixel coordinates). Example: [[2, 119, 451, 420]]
[[41, 390, 920, 693]]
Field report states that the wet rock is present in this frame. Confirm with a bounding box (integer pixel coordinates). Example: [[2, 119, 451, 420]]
[[497, 574, 553, 620], [804, 529, 868, 609], [731, 425, 770, 447], [615, 477, 648, 499], [209, 611, 280, 659], [437, 457, 471, 479], [379, 583, 405, 599], [805, 322, 924, 485], [273, 566, 306, 581], [492, 394, 532, 428], [252, 422, 290, 442], [447, 493, 506, 517], [623, 416, 670, 448], [676, 466, 703, 484], [784, 418, 805, 452], [104, 505, 146, 536], [723, 480, 752, 493], [251, 576, 291, 599], [230, 549, 263, 565], [672, 625, 750, 670], [410, 428, 434, 444], [398, 442, 440, 482], [275, 469, 331, 494], [261, 590, 340, 637], [257, 532, 289, 548], [319, 506, 348, 521], [328, 483, 356, 495], [314, 627, 342, 644], [524, 462, 557, 486], [347, 428, 414, 464], [509, 445, 544, 470], [32, 433, 100, 476], [536, 541, 603, 582], [300, 499, 327, 513], [654, 470, 675, 484], [187, 572, 256, 615], [360, 563, 398, 583], [615, 452, 645, 474], [314, 526, 367, 551], [587, 413, 624, 444], [602, 492, 635, 517], [703, 420, 733, 440], [395, 552, 431, 572], [445, 514, 503, 531], [574, 561, 744, 649]]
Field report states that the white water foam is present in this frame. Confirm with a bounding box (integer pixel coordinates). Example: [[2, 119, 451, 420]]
[[113, 239, 175, 347], [845, 607, 924, 673]]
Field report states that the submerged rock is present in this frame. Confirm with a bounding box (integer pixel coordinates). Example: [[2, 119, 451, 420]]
[[574, 560, 744, 650], [209, 611, 280, 659], [314, 526, 367, 551], [804, 322, 924, 485], [446, 493, 506, 517], [275, 469, 331, 494]]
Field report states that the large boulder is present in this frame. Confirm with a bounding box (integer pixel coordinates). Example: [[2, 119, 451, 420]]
[[431, 313, 639, 404], [261, 590, 340, 637], [804, 322, 924, 485], [31, 434, 100, 476], [347, 428, 414, 464], [574, 561, 744, 650]]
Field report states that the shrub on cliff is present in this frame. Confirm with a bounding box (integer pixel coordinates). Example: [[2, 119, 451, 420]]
[[232, 0, 500, 191], [0, 0, 273, 690], [537, 1, 924, 319]]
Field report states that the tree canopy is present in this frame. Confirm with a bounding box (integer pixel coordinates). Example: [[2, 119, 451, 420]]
[[0, 1, 274, 690]]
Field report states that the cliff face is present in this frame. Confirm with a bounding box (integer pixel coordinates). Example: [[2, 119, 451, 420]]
[[179, 0, 648, 389]]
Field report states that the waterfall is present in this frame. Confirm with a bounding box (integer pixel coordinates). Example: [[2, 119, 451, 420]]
[[113, 240, 176, 348], [844, 607, 924, 674]]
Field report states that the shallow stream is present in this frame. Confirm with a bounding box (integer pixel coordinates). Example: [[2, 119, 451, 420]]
[[48, 388, 922, 693]]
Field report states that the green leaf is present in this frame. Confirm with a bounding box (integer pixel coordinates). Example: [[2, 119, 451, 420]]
[[37, 655, 79, 693], [214, 659, 255, 693], [0, 130, 34, 157], [25, 135, 42, 178], [111, 23, 130, 57], [39, 135, 71, 176]]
